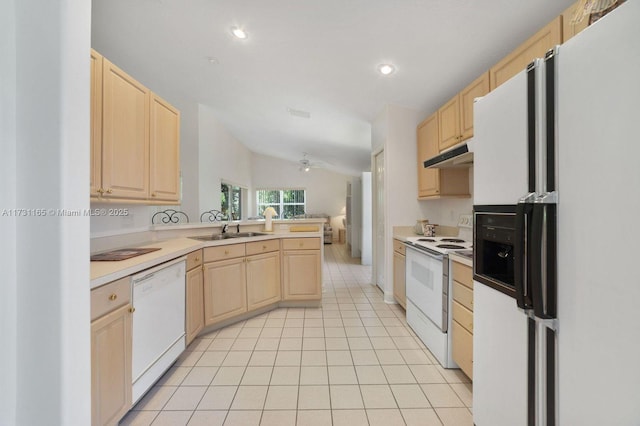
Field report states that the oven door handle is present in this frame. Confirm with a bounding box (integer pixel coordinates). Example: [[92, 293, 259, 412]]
[[515, 200, 534, 310]]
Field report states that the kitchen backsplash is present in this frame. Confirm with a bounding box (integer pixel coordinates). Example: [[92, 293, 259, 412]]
[[417, 166, 473, 227]]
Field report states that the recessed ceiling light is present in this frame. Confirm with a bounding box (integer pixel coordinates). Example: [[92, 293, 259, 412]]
[[378, 64, 396, 76], [231, 27, 248, 39], [206, 56, 219, 64]]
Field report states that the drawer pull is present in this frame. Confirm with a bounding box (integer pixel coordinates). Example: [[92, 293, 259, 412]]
[[299, 242, 304, 247], [225, 250, 229, 255], [469, 323, 473, 330], [194, 257, 200, 261], [108, 294, 117, 301], [263, 245, 267, 249]]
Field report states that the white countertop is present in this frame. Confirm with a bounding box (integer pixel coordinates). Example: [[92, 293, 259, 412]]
[[449, 251, 473, 268], [90, 232, 321, 289]]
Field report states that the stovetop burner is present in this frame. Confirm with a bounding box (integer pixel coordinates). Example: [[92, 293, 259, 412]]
[[437, 244, 466, 249], [418, 238, 436, 242], [441, 238, 465, 243]]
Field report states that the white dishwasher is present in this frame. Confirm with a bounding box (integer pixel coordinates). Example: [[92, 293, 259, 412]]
[[131, 257, 186, 403]]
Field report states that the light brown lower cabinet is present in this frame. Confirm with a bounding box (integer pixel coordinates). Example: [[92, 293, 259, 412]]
[[203, 257, 248, 326], [246, 251, 281, 310], [392, 239, 406, 309], [452, 319, 473, 378], [185, 250, 204, 345], [282, 241, 322, 300], [186, 266, 204, 345], [451, 260, 474, 379], [91, 303, 132, 426]]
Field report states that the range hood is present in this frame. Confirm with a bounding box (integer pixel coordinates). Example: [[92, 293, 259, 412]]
[[423, 140, 473, 169]]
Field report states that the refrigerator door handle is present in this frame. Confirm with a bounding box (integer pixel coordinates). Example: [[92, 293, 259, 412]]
[[531, 200, 558, 320], [515, 195, 535, 310]]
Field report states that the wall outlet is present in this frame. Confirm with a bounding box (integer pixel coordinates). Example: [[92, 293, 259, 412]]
[[457, 214, 473, 228]]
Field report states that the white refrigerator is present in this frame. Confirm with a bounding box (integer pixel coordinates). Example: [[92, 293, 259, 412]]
[[472, 1, 640, 425]]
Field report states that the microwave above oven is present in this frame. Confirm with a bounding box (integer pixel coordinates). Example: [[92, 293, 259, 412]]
[[474, 205, 517, 298]]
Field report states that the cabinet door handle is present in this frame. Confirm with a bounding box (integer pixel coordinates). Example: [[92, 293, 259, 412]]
[[194, 257, 200, 262], [129, 307, 135, 313], [151, 192, 156, 197], [97, 188, 104, 194], [106, 189, 113, 194], [224, 250, 229, 255], [262, 245, 267, 250], [108, 294, 117, 301]]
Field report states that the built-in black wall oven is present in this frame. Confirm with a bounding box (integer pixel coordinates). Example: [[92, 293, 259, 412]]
[[474, 205, 517, 298]]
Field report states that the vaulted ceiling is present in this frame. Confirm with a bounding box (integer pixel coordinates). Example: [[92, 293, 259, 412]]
[[92, 0, 574, 175]]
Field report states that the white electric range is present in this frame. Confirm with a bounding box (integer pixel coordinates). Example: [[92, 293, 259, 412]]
[[404, 221, 472, 368]]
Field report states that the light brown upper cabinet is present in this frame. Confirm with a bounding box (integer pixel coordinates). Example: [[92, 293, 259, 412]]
[[150, 94, 180, 202], [417, 113, 441, 198], [459, 72, 490, 140], [562, 1, 589, 43], [90, 49, 180, 204], [438, 95, 461, 151], [101, 58, 150, 200], [490, 16, 562, 90], [417, 113, 470, 200], [90, 50, 103, 198], [439, 72, 490, 151]]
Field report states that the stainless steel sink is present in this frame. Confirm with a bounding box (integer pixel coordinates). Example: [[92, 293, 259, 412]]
[[188, 234, 233, 241], [189, 232, 266, 241], [227, 232, 266, 238]]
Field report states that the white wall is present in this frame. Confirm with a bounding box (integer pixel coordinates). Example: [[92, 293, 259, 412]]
[[0, 1, 17, 423], [198, 104, 253, 218], [251, 153, 350, 236], [3, 1, 91, 424], [372, 104, 421, 302]]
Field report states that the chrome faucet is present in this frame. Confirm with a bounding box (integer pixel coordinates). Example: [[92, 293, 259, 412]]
[[222, 223, 229, 234], [236, 223, 240, 233]]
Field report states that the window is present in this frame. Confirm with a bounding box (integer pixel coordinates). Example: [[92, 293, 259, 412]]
[[256, 189, 306, 219], [221, 182, 244, 220]]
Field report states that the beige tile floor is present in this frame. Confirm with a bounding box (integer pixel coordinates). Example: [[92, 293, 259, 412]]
[[120, 243, 473, 426]]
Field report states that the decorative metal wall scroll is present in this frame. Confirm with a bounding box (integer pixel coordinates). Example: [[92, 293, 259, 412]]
[[200, 209, 225, 222], [151, 209, 190, 225]]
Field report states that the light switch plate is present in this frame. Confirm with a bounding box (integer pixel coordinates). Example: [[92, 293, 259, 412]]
[[457, 214, 473, 228]]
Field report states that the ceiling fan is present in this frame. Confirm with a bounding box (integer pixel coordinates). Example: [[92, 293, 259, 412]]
[[298, 153, 322, 172]]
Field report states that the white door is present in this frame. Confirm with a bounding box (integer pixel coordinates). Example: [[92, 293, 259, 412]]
[[373, 150, 385, 290]]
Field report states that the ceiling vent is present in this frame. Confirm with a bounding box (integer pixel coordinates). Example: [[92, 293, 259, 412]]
[[287, 108, 311, 119]]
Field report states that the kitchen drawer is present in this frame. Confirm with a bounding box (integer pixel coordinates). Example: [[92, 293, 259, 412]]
[[393, 239, 406, 255], [203, 243, 246, 262], [246, 239, 280, 256], [282, 237, 321, 251], [453, 281, 473, 312], [453, 300, 473, 333], [452, 319, 473, 379], [186, 249, 203, 271], [91, 276, 130, 321], [452, 260, 473, 289]]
